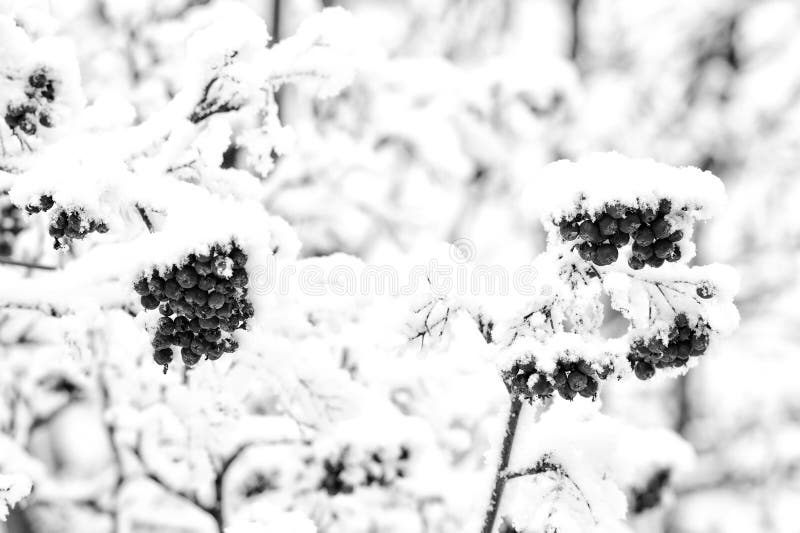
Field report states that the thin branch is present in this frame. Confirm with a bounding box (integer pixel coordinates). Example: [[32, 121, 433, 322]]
[[481, 395, 523, 533], [0, 258, 57, 270], [130, 441, 210, 513], [136, 204, 154, 232]]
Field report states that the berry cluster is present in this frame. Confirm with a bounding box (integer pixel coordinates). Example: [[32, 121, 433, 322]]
[[630, 469, 671, 514], [628, 314, 710, 380], [504, 359, 610, 402], [0, 195, 26, 257], [4, 68, 57, 136], [557, 200, 684, 269], [318, 445, 411, 496], [134, 242, 252, 372], [26, 195, 108, 249]]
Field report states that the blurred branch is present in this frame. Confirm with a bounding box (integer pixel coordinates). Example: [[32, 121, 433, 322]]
[[0, 258, 57, 271], [568, 0, 583, 64], [271, 0, 284, 122]]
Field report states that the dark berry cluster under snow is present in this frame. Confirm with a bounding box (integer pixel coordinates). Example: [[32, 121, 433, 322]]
[[628, 314, 710, 380], [318, 445, 411, 496], [504, 359, 611, 402], [25, 195, 108, 249], [630, 468, 671, 514], [4, 68, 58, 136], [0, 195, 26, 257], [557, 199, 684, 269], [134, 243, 252, 372]]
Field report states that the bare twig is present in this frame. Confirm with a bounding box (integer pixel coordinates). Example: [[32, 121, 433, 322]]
[[136, 204, 154, 232], [480, 395, 523, 533], [0, 258, 57, 270]]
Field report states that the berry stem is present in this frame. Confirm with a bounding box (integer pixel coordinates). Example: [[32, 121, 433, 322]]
[[480, 394, 523, 533]]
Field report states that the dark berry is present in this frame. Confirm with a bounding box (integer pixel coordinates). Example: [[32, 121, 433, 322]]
[[196, 306, 216, 319], [190, 288, 208, 306], [553, 370, 567, 386], [199, 316, 219, 329], [640, 207, 657, 224], [230, 248, 247, 266], [176, 331, 193, 347], [597, 215, 618, 236], [651, 218, 671, 240], [653, 239, 673, 259], [578, 220, 602, 243], [618, 213, 642, 234], [231, 269, 248, 288], [198, 276, 216, 291], [190, 336, 207, 355], [628, 256, 645, 270], [174, 315, 190, 330], [559, 220, 579, 241], [696, 284, 714, 299], [29, 71, 47, 89], [213, 255, 232, 276], [691, 334, 709, 353], [658, 199, 672, 215], [207, 344, 224, 360], [151, 333, 172, 349], [222, 338, 239, 353], [631, 243, 653, 260], [579, 378, 598, 398], [203, 329, 221, 342], [609, 231, 630, 248], [677, 342, 691, 358], [156, 317, 174, 335], [19, 120, 36, 135], [634, 361, 655, 380], [141, 294, 159, 310], [153, 348, 173, 366], [42, 81, 55, 101], [159, 302, 173, 316], [646, 255, 665, 268], [54, 211, 68, 228], [558, 386, 577, 400], [633, 227, 655, 246], [148, 276, 165, 293], [577, 361, 594, 376], [164, 279, 181, 299], [668, 230, 683, 242], [666, 245, 681, 262], [38, 113, 53, 128], [181, 347, 201, 366], [567, 371, 588, 392], [606, 203, 626, 219], [39, 196, 54, 211], [531, 374, 553, 396], [208, 292, 226, 309], [593, 243, 618, 266], [176, 267, 199, 288], [194, 261, 213, 276], [577, 242, 596, 262]]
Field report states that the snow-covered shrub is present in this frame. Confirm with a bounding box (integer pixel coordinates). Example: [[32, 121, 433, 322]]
[[0, 2, 743, 533]]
